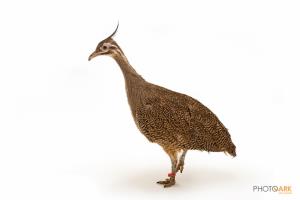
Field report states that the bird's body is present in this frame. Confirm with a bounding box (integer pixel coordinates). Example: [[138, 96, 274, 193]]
[[89, 25, 236, 187], [125, 74, 235, 155]]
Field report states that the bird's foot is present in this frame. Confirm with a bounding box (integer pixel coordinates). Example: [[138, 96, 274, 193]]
[[157, 178, 176, 188], [157, 173, 176, 188], [176, 161, 184, 173]]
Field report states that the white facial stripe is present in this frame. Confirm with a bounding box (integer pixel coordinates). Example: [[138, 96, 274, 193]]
[[109, 44, 118, 49], [103, 43, 120, 54], [103, 42, 112, 47]]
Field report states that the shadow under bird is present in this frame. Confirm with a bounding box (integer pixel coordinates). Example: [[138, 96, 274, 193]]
[[88, 24, 236, 188]]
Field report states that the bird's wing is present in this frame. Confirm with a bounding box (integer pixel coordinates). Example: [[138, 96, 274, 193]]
[[135, 85, 231, 150], [181, 94, 233, 151]]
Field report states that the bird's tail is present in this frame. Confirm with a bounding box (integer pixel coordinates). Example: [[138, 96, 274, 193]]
[[224, 143, 236, 157]]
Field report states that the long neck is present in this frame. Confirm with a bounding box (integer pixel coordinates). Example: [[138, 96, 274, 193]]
[[113, 53, 141, 79], [112, 50, 145, 114]]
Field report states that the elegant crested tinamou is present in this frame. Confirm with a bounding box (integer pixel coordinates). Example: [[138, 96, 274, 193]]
[[88, 24, 236, 188]]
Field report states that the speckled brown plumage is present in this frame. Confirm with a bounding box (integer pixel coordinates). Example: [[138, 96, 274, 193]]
[[89, 25, 236, 187]]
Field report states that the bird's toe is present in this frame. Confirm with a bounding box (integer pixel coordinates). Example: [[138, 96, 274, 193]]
[[157, 178, 170, 184], [179, 166, 184, 173], [163, 180, 176, 188], [176, 162, 185, 173]]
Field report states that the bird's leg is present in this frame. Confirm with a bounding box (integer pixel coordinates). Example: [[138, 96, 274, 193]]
[[176, 150, 187, 173], [157, 149, 177, 188]]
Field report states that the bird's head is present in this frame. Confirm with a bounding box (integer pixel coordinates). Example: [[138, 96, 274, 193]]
[[88, 23, 121, 61]]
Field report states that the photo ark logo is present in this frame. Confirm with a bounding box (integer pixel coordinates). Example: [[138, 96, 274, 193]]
[[253, 185, 292, 194]]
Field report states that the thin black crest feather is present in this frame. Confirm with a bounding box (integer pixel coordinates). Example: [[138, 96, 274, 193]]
[[106, 22, 119, 39]]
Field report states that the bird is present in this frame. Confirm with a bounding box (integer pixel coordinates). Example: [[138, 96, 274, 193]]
[[88, 24, 236, 188]]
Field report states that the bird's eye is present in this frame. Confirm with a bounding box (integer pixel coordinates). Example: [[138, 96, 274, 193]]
[[102, 45, 108, 50]]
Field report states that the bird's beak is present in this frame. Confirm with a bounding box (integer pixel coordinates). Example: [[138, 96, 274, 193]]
[[88, 51, 101, 61]]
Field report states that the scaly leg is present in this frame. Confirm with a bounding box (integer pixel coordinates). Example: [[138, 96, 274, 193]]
[[157, 148, 178, 188], [176, 150, 187, 173]]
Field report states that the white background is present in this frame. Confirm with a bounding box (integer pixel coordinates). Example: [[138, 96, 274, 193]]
[[0, 0, 299, 199]]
